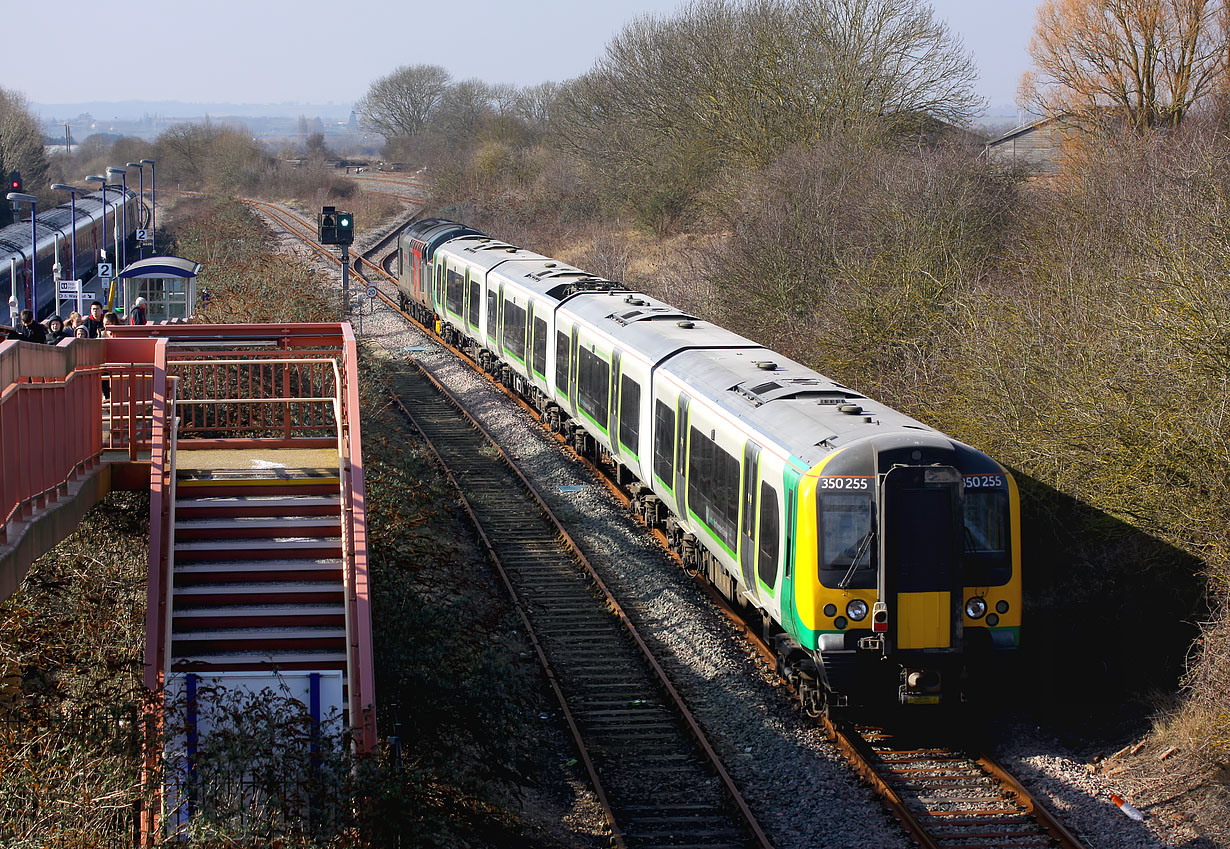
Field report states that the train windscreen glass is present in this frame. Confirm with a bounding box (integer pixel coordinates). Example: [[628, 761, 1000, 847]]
[[819, 494, 876, 587], [962, 491, 1011, 585]]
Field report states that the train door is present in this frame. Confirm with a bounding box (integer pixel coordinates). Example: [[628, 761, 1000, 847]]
[[738, 442, 762, 598], [608, 350, 621, 440], [880, 466, 964, 652], [497, 283, 506, 355], [673, 394, 690, 517], [569, 325, 580, 412]]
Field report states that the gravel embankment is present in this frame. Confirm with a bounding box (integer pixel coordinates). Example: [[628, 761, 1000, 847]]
[[260, 202, 1209, 849]]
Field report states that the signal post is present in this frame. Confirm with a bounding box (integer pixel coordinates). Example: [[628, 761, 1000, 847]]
[[318, 206, 355, 316]]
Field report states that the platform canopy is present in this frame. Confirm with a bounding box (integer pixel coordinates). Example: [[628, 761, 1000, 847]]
[[118, 256, 201, 279]]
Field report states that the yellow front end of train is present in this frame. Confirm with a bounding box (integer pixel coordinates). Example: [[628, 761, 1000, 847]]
[[787, 443, 1022, 708]]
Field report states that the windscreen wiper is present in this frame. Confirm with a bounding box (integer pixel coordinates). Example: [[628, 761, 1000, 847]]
[[838, 529, 875, 589]]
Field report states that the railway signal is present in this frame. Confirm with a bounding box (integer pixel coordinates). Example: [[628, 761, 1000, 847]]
[[319, 206, 338, 244], [336, 212, 354, 244], [319, 206, 356, 317], [7, 171, 20, 192]]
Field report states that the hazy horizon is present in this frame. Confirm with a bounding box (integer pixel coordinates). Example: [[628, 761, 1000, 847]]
[[10, 0, 1042, 117]]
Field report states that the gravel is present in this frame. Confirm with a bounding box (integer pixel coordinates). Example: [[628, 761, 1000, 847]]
[[256, 200, 1210, 849]]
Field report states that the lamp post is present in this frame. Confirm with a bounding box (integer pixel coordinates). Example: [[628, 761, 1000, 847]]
[[6, 192, 38, 315], [50, 184, 83, 285], [107, 167, 127, 272], [85, 175, 112, 308], [125, 162, 145, 260], [140, 158, 156, 254]]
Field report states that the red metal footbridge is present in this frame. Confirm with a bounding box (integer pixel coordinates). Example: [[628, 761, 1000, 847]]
[[0, 323, 374, 837]]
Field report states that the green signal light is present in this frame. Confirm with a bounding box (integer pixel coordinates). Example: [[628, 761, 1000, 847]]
[[340, 218, 350, 226]]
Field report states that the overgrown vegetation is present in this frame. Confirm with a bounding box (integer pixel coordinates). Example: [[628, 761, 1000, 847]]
[[0, 491, 150, 846]]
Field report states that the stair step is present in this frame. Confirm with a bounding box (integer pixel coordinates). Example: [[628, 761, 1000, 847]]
[[174, 481, 340, 498], [173, 560, 344, 584], [174, 539, 343, 561], [177, 467, 339, 482], [175, 495, 341, 518], [174, 517, 342, 539], [169, 651, 348, 669], [173, 581, 344, 606], [173, 628, 346, 652], [174, 605, 345, 630]]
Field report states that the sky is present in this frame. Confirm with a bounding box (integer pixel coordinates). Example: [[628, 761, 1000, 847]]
[[8, 0, 1043, 111]]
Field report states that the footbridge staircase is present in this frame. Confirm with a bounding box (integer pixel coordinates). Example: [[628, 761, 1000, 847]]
[[0, 323, 374, 839]]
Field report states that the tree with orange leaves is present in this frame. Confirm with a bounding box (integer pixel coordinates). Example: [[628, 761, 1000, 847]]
[[1022, 0, 1230, 131]]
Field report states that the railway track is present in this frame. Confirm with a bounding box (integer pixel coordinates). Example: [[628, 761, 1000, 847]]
[[385, 361, 771, 849], [250, 198, 1091, 849], [829, 720, 1085, 849]]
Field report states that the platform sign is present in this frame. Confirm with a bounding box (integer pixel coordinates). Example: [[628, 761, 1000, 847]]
[[97, 262, 113, 279], [58, 279, 84, 315], [136, 229, 149, 243]]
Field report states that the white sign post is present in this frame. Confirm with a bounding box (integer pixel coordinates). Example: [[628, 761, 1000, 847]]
[[58, 279, 84, 317]]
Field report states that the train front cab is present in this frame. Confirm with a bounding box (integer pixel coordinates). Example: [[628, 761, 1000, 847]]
[[791, 436, 1021, 710]]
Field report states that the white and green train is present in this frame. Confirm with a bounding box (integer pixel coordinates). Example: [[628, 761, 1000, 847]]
[[398, 219, 1021, 713]]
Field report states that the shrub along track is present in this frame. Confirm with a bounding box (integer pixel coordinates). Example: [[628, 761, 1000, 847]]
[[250, 199, 1095, 849]]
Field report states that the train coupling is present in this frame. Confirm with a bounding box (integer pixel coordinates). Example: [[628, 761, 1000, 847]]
[[899, 668, 943, 706], [858, 635, 884, 652]]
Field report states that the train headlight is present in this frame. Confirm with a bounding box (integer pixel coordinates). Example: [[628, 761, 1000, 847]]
[[965, 597, 987, 619], [846, 599, 869, 621]]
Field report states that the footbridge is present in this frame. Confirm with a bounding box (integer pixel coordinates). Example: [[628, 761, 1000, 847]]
[[0, 323, 374, 834]]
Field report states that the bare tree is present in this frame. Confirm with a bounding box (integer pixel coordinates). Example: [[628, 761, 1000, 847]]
[[1022, 0, 1230, 130], [553, 0, 981, 230], [0, 87, 49, 196], [356, 64, 452, 140]]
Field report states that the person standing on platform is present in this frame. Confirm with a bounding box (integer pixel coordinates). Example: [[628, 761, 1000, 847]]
[[82, 301, 106, 338], [16, 310, 47, 344], [46, 316, 69, 344], [130, 297, 147, 325]]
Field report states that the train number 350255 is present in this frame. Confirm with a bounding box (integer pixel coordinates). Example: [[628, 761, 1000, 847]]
[[965, 475, 1005, 489], [819, 477, 870, 490]]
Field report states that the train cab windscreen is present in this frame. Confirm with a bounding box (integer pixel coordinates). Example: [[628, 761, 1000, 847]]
[[819, 494, 876, 589], [962, 490, 1011, 585]]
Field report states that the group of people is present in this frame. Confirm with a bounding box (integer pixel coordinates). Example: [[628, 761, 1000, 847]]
[[4, 297, 148, 343]]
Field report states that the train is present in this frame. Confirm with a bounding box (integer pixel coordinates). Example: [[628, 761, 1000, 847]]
[[397, 218, 1021, 713], [1, 188, 141, 320]]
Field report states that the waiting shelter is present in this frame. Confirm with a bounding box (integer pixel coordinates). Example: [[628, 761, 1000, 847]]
[[117, 256, 201, 322]]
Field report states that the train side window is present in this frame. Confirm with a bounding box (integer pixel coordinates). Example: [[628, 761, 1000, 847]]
[[619, 375, 641, 457], [468, 275, 480, 327], [577, 347, 609, 427], [688, 426, 739, 550], [532, 316, 548, 378], [757, 481, 780, 589], [653, 401, 674, 487], [504, 300, 527, 361], [555, 331, 570, 393], [487, 290, 497, 338], [446, 267, 464, 316]]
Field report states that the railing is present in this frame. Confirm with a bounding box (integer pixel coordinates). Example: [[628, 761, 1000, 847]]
[[337, 324, 375, 754], [169, 354, 340, 440], [0, 338, 105, 550]]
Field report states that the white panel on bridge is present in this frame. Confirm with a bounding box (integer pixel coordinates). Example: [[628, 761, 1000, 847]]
[[163, 669, 345, 838]]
